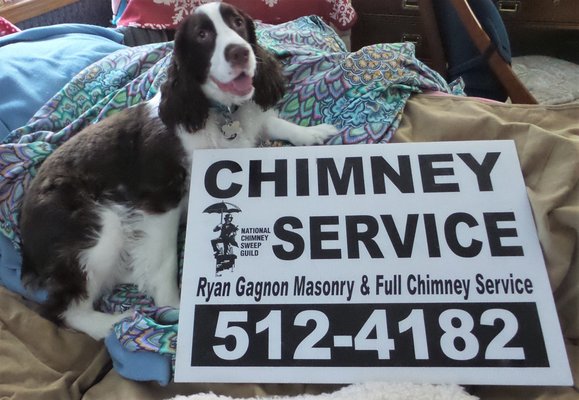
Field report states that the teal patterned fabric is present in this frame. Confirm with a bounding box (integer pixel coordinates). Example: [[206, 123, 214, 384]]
[[1, 42, 173, 245], [257, 17, 462, 144], [99, 283, 178, 356], [0, 17, 462, 247], [0, 16, 463, 378]]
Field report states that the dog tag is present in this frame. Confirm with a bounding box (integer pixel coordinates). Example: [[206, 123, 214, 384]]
[[221, 120, 243, 140]]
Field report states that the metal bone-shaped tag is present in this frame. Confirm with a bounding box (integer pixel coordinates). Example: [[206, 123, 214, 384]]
[[221, 120, 242, 140]]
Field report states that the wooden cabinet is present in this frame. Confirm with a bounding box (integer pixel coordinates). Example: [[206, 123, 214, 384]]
[[497, 0, 579, 62], [351, 0, 433, 63], [496, 0, 579, 28], [351, 1, 579, 64]]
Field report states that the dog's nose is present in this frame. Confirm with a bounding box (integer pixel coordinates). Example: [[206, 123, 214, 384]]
[[225, 44, 250, 67]]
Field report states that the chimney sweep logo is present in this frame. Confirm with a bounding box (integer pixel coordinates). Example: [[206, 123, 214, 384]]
[[203, 201, 241, 276]]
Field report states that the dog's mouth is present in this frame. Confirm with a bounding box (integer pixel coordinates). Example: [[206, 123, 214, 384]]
[[211, 72, 254, 97]]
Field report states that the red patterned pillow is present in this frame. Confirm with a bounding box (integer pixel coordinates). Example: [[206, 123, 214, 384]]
[[116, 0, 357, 31], [0, 16, 20, 37]]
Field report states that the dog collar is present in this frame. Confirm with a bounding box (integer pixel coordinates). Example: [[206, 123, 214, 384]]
[[212, 103, 242, 141]]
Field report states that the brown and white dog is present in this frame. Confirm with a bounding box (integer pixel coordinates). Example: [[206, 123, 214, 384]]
[[19, 2, 337, 340]]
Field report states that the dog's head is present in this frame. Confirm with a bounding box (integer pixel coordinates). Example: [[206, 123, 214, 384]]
[[159, 2, 286, 131]]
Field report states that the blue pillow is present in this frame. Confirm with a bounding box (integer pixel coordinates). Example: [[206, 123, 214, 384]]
[[0, 24, 125, 140]]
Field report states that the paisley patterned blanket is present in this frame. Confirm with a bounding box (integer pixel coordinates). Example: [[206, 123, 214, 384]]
[[0, 16, 462, 383]]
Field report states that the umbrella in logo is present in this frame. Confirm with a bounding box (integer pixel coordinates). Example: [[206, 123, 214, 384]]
[[203, 201, 242, 223]]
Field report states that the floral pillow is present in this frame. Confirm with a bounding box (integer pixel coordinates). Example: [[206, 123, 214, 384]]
[[113, 0, 357, 31]]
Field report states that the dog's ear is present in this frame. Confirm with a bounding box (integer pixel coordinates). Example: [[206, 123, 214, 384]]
[[159, 19, 210, 132], [253, 46, 286, 110], [243, 13, 286, 110], [159, 60, 210, 132]]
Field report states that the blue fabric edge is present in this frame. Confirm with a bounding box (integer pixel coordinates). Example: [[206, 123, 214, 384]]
[[0, 234, 47, 302], [105, 333, 172, 386], [0, 24, 123, 48]]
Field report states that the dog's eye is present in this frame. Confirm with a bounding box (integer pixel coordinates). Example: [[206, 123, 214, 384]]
[[198, 29, 208, 40], [233, 17, 244, 28]]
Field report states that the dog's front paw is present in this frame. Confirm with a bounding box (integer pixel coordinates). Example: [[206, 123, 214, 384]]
[[292, 124, 339, 146], [309, 124, 339, 144]]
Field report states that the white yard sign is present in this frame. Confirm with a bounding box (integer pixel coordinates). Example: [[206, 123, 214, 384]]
[[175, 141, 572, 385]]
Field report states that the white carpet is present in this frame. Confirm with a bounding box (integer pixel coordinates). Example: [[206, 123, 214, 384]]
[[512, 55, 579, 105], [167, 382, 478, 400]]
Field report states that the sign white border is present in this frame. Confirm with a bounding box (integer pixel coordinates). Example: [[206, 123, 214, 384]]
[[175, 140, 571, 385]]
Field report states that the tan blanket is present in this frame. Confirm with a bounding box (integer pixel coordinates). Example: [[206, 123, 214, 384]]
[[1, 94, 578, 400], [394, 94, 579, 400]]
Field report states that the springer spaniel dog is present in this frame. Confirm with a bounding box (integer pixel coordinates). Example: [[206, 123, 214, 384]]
[[19, 2, 337, 340]]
